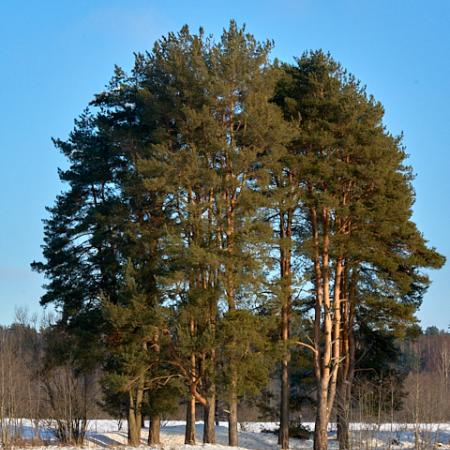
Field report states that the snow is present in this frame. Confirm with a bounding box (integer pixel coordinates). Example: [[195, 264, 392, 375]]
[[3, 419, 450, 449]]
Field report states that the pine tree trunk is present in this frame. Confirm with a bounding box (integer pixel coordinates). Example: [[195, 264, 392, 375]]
[[279, 282, 291, 449], [278, 208, 292, 450], [314, 388, 329, 450], [228, 368, 238, 447], [128, 391, 140, 446], [279, 357, 290, 449], [337, 351, 350, 448], [224, 199, 239, 448], [135, 380, 144, 443], [337, 412, 349, 450], [148, 414, 160, 445], [203, 394, 216, 443], [204, 269, 217, 445], [311, 206, 331, 450], [215, 397, 220, 425], [336, 341, 351, 450], [336, 378, 350, 450], [337, 268, 356, 450], [185, 395, 196, 444], [185, 316, 197, 445]]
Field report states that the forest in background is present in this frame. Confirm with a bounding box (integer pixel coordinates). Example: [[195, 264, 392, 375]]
[[4, 21, 444, 450], [0, 313, 448, 446]]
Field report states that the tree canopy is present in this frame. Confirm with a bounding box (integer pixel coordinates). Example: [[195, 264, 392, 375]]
[[33, 21, 445, 450]]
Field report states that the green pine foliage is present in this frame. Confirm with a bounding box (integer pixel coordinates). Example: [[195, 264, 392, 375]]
[[33, 23, 445, 450]]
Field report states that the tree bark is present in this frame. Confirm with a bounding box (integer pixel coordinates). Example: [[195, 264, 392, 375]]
[[337, 268, 356, 450], [203, 263, 217, 444], [336, 326, 350, 450], [280, 357, 290, 449], [185, 395, 196, 444], [314, 208, 331, 450], [336, 382, 350, 450], [148, 414, 160, 445], [278, 207, 292, 450], [215, 397, 220, 425], [203, 394, 216, 444], [311, 206, 345, 450], [228, 369, 238, 447], [314, 390, 329, 450], [185, 315, 198, 445], [128, 388, 142, 446], [224, 186, 239, 447], [326, 257, 343, 418]]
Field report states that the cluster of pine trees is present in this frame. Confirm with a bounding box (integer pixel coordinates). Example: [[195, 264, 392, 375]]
[[33, 22, 445, 450]]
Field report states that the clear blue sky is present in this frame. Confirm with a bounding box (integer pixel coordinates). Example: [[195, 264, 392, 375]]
[[0, 0, 449, 328]]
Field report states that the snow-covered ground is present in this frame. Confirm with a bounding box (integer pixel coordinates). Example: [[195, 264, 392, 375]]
[[3, 419, 450, 449]]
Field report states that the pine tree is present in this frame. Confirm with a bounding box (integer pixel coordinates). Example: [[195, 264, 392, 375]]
[[133, 22, 292, 446], [204, 22, 292, 446], [34, 24, 445, 450], [31, 110, 126, 379], [93, 65, 180, 445], [276, 51, 445, 450]]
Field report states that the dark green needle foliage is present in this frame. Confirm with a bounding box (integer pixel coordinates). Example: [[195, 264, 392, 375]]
[[33, 24, 444, 450]]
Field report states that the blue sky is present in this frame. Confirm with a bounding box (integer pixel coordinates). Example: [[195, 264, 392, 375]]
[[0, 0, 449, 328]]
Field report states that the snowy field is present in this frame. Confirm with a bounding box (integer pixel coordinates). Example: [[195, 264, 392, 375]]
[[4, 419, 450, 449]]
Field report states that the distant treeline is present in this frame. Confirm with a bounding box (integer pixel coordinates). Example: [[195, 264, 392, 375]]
[[28, 21, 445, 450], [0, 316, 448, 446]]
